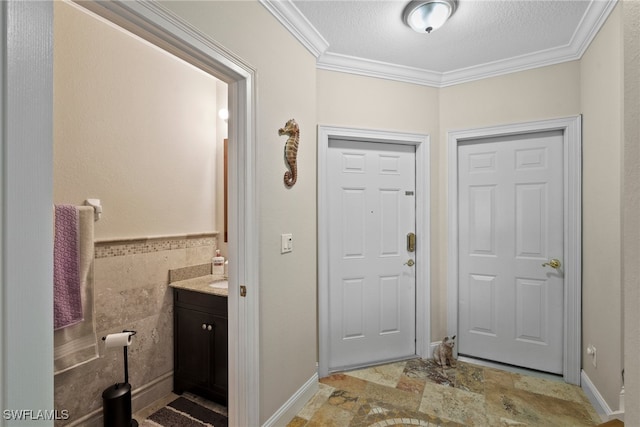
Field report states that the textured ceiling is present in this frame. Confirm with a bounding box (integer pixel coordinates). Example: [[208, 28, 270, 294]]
[[264, 0, 617, 86]]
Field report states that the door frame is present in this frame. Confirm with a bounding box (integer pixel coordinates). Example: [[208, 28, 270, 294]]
[[56, 2, 260, 425], [318, 125, 430, 378], [447, 116, 582, 384]]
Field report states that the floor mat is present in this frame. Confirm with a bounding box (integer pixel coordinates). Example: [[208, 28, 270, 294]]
[[144, 396, 228, 427]]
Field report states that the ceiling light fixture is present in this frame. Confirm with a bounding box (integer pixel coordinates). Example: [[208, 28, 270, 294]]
[[403, 0, 457, 34]]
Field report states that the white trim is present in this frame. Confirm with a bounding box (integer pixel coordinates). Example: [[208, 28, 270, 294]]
[[317, 52, 443, 87], [261, 373, 319, 427], [317, 125, 430, 377], [68, 2, 260, 425], [265, 0, 616, 88], [0, 3, 5, 420], [581, 370, 625, 422], [258, 0, 329, 58], [447, 116, 582, 385], [2, 1, 55, 419]]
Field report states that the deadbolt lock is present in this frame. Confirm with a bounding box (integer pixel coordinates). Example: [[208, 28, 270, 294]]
[[407, 232, 416, 252]]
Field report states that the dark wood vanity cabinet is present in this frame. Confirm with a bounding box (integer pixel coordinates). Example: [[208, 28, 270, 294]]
[[173, 288, 228, 405]]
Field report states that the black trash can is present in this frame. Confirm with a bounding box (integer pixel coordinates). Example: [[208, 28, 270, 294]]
[[102, 382, 137, 427]]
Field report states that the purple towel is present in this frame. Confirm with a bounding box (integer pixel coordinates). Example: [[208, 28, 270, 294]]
[[54, 205, 83, 330]]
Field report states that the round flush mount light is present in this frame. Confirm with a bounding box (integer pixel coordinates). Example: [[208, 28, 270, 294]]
[[403, 0, 457, 34]]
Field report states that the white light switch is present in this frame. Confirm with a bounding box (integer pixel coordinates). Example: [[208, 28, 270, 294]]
[[281, 233, 293, 254]]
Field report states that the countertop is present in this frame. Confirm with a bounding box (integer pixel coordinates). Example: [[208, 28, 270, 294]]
[[169, 274, 228, 297]]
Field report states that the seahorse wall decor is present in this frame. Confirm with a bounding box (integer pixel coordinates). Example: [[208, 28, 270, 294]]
[[279, 118, 300, 188]]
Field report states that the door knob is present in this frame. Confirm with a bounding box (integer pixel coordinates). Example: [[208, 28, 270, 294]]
[[404, 259, 415, 267], [542, 258, 561, 269]]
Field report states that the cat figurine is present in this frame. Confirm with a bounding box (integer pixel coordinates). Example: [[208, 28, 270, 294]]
[[434, 335, 457, 368]]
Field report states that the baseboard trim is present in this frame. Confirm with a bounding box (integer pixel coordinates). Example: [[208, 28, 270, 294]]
[[67, 371, 174, 427], [581, 370, 624, 422], [262, 372, 319, 427]]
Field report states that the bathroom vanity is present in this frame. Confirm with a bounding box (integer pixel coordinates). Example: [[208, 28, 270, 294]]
[[171, 276, 228, 405]]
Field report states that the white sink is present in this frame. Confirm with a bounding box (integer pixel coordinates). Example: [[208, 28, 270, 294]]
[[208, 280, 228, 289]]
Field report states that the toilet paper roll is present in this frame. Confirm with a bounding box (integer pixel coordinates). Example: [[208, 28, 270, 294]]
[[103, 332, 134, 348]]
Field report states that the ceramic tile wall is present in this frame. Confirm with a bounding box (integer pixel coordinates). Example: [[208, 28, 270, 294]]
[[54, 235, 217, 426]]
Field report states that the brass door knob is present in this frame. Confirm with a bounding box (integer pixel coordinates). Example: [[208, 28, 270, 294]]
[[404, 259, 415, 267], [542, 258, 561, 269]]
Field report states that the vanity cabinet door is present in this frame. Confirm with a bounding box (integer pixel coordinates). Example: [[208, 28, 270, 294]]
[[209, 314, 228, 402], [173, 288, 228, 405], [174, 306, 211, 391]]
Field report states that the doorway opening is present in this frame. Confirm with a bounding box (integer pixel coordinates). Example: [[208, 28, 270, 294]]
[[317, 125, 431, 378], [58, 2, 259, 425], [447, 116, 582, 385]]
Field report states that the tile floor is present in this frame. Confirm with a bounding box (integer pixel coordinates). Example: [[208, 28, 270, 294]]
[[288, 358, 602, 427]]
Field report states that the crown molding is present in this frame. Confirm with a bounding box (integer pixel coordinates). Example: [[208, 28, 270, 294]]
[[439, 43, 583, 87], [440, 0, 618, 86], [317, 52, 443, 87], [264, 0, 617, 88], [570, 0, 619, 58], [259, 0, 329, 58]]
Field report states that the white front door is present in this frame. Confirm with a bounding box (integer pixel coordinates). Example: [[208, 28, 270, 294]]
[[327, 139, 416, 371], [457, 130, 564, 374]]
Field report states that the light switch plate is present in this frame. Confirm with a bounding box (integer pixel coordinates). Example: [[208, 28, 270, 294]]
[[281, 233, 293, 253]]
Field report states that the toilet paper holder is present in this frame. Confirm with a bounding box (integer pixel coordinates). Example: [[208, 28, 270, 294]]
[[101, 330, 138, 427], [102, 330, 137, 346], [102, 330, 137, 384]]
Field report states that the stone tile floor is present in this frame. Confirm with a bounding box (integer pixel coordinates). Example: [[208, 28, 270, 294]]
[[288, 359, 602, 427]]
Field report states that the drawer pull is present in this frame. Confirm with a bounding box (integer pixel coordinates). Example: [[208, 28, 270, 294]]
[[202, 323, 207, 330]]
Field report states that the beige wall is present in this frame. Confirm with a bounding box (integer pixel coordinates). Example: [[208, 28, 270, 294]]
[[580, 3, 624, 410], [317, 70, 440, 132], [622, 0, 640, 425], [157, 1, 318, 423], [54, 1, 222, 241]]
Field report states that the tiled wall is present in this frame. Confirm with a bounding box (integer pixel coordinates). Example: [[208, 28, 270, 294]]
[[54, 234, 217, 426]]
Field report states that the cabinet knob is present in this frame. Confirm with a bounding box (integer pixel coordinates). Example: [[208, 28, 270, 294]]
[[207, 325, 213, 331], [202, 323, 207, 330]]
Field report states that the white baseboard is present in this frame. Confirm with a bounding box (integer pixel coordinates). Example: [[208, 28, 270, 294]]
[[262, 372, 319, 427], [67, 371, 173, 426], [581, 369, 624, 422]]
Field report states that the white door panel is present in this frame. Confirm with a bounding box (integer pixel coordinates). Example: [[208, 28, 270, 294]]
[[328, 140, 416, 370], [458, 131, 564, 374]]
